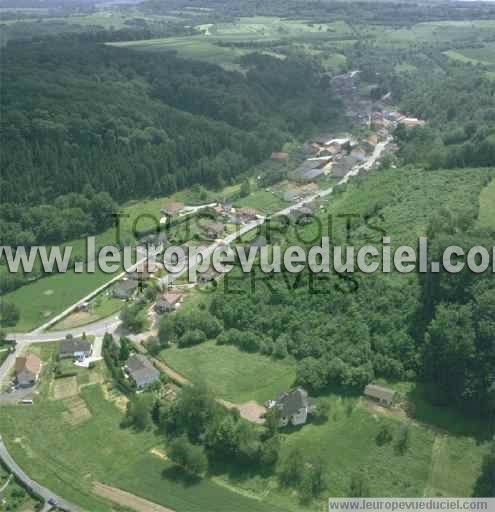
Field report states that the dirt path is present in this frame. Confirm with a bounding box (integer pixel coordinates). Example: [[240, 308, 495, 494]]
[[151, 358, 191, 387], [93, 482, 175, 512]]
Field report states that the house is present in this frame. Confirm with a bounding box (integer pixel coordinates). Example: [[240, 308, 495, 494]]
[[14, 353, 41, 388], [399, 116, 425, 128], [160, 202, 185, 218], [302, 142, 320, 156], [236, 207, 258, 222], [271, 152, 289, 161], [319, 148, 333, 158], [364, 384, 396, 407], [325, 138, 351, 151], [283, 191, 300, 203], [127, 262, 152, 281], [268, 387, 314, 427], [331, 155, 359, 177], [294, 160, 326, 182], [112, 279, 139, 300], [59, 336, 93, 362], [205, 221, 225, 240], [126, 354, 160, 390], [154, 291, 183, 314], [301, 167, 325, 182]]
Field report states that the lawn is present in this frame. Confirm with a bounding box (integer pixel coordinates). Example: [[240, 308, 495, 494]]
[[160, 341, 296, 404], [0, 343, 282, 512], [2, 182, 238, 332], [234, 189, 288, 214]]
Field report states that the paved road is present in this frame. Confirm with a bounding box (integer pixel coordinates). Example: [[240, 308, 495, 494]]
[[0, 135, 392, 511], [6, 136, 391, 350], [0, 436, 79, 512]]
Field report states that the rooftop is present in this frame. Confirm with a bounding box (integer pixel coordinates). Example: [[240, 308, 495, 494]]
[[15, 353, 41, 376]]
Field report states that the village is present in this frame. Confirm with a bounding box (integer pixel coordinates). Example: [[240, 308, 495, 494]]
[[0, 69, 414, 427]]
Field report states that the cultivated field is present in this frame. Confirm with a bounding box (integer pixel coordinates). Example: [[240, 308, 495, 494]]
[[109, 17, 352, 70]]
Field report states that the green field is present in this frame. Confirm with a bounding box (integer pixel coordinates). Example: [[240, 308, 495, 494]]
[[477, 178, 495, 230], [446, 44, 495, 67], [234, 189, 288, 214], [160, 341, 296, 404], [276, 394, 486, 499], [156, 340, 488, 503], [0, 343, 282, 512], [109, 17, 353, 70], [2, 184, 234, 332]]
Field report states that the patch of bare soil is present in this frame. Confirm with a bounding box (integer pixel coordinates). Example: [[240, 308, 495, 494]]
[[150, 447, 168, 461], [93, 482, 175, 512], [220, 400, 266, 424], [365, 399, 408, 421]]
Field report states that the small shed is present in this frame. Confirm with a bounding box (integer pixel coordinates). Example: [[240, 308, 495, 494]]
[[364, 384, 396, 407]]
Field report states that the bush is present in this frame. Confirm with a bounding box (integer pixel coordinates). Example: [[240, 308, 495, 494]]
[[168, 436, 208, 476], [376, 423, 393, 446], [178, 329, 207, 348]]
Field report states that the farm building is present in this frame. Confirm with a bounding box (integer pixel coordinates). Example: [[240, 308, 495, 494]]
[[126, 354, 160, 390], [267, 387, 315, 427], [15, 353, 41, 388], [59, 337, 93, 362], [364, 384, 396, 407]]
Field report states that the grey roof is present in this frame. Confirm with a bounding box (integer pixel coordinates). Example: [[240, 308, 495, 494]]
[[302, 168, 325, 180], [127, 354, 160, 389], [276, 388, 309, 418], [364, 384, 396, 403], [17, 369, 35, 387], [113, 279, 138, 298], [60, 338, 92, 356], [332, 156, 359, 177]]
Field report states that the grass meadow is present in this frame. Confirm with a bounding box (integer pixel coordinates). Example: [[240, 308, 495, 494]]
[[0, 343, 283, 512], [160, 340, 296, 404]]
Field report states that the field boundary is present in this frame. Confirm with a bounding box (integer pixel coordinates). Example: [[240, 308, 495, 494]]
[[93, 482, 176, 512]]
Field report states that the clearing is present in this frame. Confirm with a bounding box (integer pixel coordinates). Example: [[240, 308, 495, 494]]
[[159, 340, 296, 404]]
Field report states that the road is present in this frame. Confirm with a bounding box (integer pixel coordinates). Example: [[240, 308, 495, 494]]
[[0, 135, 391, 511], [5, 136, 391, 352], [0, 436, 79, 512]]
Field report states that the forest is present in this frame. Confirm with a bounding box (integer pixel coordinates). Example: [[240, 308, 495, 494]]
[[0, 40, 343, 248]]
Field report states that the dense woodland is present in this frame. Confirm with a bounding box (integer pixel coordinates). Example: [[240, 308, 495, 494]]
[[0, 40, 342, 249]]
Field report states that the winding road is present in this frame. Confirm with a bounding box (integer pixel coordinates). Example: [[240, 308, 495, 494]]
[[0, 436, 79, 512]]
